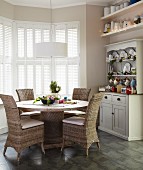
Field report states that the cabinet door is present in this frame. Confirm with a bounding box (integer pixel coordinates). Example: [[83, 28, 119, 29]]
[[112, 105, 126, 135], [100, 103, 112, 131]]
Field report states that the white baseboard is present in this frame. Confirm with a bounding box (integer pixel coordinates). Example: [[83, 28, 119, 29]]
[[99, 126, 128, 140], [128, 136, 143, 141], [0, 127, 8, 135], [99, 126, 143, 141]]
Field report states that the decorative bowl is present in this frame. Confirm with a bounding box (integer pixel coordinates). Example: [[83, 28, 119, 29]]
[[41, 99, 47, 105], [41, 99, 55, 105]]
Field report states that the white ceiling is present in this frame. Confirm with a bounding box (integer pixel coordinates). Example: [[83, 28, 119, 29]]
[[4, 0, 113, 8]]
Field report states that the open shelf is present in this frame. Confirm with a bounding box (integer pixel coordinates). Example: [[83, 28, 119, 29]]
[[101, 22, 143, 37], [101, 1, 143, 21], [106, 59, 135, 63], [111, 75, 136, 77]]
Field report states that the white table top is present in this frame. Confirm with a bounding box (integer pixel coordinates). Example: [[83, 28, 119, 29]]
[[17, 100, 88, 112]]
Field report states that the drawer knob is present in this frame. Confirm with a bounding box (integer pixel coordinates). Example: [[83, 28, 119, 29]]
[[117, 98, 121, 101], [112, 112, 114, 115], [104, 96, 108, 99]]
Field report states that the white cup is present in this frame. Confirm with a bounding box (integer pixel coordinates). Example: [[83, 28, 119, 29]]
[[127, 20, 132, 27], [124, 2, 129, 8], [119, 21, 123, 29], [115, 5, 120, 11], [109, 54, 113, 61], [120, 4, 124, 9], [111, 6, 116, 13], [111, 21, 114, 32], [123, 21, 128, 28], [104, 7, 110, 16], [114, 22, 119, 31]]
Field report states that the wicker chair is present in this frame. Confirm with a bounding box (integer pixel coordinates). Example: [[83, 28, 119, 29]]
[[72, 88, 91, 101], [62, 93, 103, 156], [64, 88, 91, 117], [16, 89, 41, 120], [0, 94, 45, 163], [16, 89, 35, 101]]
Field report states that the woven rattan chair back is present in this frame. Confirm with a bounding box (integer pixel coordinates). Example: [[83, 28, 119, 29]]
[[0, 94, 21, 128], [16, 89, 34, 101], [0, 94, 44, 163], [85, 93, 104, 128], [72, 88, 91, 101]]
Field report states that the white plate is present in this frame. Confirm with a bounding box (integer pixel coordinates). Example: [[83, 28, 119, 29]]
[[123, 62, 131, 73]]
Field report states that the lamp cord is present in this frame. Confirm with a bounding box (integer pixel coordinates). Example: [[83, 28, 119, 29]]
[[50, 0, 52, 25], [50, 0, 53, 41]]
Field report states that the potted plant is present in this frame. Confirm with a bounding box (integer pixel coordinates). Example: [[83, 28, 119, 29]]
[[50, 81, 61, 93], [49, 81, 61, 99]]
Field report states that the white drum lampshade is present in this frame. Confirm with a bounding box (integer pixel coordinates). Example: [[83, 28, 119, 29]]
[[35, 42, 68, 57]]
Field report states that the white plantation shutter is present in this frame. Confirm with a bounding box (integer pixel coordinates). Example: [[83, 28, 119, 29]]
[[35, 29, 41, 43], [27, 65, 34, 88], [54, 23, 79, 95], [43, 63, 51, 94], [0, 18, 13, 94], [56, 28, 65, 43], [68, 27, 78, 57], [16, 23, 51, 95], [18, 28, 24, 58], [27, 29, 33, 58], [17, 65, 25, 88], [43, 29, 50, 42], [35, 65, 42, 95], [0, 24, 3, 57], [5, 25, 12, 58], [15, 22, 79, 96], [54, 59, 67, 94], [4, 64, 12, 94], [0, 64, 3, 93], [68, 59, 79, 94]]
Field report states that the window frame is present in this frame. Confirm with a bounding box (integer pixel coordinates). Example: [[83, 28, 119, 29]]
[[0, 18, 80, 97]]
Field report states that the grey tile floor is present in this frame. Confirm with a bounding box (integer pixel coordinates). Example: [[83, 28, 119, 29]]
[[0, 130, 143, 170]]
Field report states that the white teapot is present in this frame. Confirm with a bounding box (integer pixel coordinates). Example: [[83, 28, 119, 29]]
[[124, 78, 130, 86]]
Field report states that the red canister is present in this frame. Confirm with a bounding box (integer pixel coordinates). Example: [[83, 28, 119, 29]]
[[126, 87, 132, 94]]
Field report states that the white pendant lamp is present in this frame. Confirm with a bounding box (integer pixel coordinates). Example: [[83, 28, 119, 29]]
[[35, 0, 67, 58], [35, 42, 67, 57]]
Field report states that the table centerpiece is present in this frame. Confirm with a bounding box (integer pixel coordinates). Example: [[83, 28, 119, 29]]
[[33, 81, 61, 105], [33, 95, 59, 105]]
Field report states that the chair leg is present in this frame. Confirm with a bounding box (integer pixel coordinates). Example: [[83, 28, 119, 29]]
[[61, 138, 65, 152], [3, 146, 7, 156], [17, 153, 20, 163], [41, 142, 45, 154], [96, 142, 100, 149], [86, 148, 89, 156]]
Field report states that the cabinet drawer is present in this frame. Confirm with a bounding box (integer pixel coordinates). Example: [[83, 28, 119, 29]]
[[102, 94, 112, 103], [112, 95, 126, 105]]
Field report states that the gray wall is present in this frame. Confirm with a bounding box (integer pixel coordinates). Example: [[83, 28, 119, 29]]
[[0, 0, 14, 19], [86, 5, 107, 95], [14, 5, 51, 22]]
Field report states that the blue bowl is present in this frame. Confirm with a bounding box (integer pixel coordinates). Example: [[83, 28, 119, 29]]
[[41, 99, 47, 104], [50, 100, 55, 104]]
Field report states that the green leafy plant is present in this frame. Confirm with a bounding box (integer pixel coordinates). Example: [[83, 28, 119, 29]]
[[50, 81, 61, 93], [108, 72, 114, 80]]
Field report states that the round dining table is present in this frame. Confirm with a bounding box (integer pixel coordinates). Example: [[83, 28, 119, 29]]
[[17, 100, 88, 149]]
